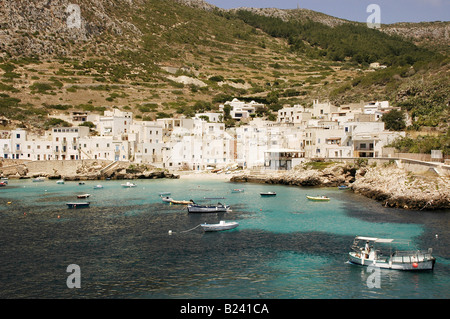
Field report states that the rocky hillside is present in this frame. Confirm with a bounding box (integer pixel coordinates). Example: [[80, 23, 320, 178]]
[[0, 0, 448, 135]]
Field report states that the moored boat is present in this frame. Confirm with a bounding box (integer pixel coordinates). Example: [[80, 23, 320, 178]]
[[33, 177, 45, 182], [201, 220, 239, 232], [66, 202, 90, 209], [56, 179, 65, 184], [338, 185, 349, 190], [231, 189, 244, 193], [170, 199, 194, 205], [93, 185, 103, 189], [77, 194, 91, 199], [187, 202, 230, 213], [260, 192, 276, 196], [306, 195, 330, 201], [121, 182, 136, 188], [348, 236, 436, 271], [161, 196, 173, 203]]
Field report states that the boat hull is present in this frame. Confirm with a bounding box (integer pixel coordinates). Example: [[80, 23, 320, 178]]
[[307, 196, 330, 201], [260, 193, 276, 196], [201, 222, 239, 232], [348, 252, 435, 271], [187, 205, 230, 213]]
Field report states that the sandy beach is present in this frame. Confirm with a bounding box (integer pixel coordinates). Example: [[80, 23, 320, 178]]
[[176, 171, 238, 181]]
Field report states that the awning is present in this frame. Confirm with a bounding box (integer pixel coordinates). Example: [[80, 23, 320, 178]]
[[355, 236, 394, 243]]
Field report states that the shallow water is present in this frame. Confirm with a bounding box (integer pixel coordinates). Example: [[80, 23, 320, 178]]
[[0, 178, 448, 299]]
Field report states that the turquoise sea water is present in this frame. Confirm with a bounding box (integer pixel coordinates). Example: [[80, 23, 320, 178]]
[[0, 178, 449, 299]]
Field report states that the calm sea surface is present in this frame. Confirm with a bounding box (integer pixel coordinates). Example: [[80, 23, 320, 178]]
[[0, 178, 449, 299]]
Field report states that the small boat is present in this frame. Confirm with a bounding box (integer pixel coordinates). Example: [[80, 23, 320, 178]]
[[66, 202, 90, 209], [121, 182, 136, 188], [77, 194, 91, 199], [56, 180, 65, 184], [187, 202, 230, 213], [161, 196, 173, 203], [170, 199, 194, 205], [78, 182, 85, 185], [32, 177, 45, 182], [348, 236, 436, 271], [93, 185, 103, 189], [260, 192, 276, 197], [306, 195, 330, 201], [159, 192, 171, 196], [338, 185, 349, 190], [201, 220, 239, 232], [0, 181, 7, 187], [231, 189, 244, 193]]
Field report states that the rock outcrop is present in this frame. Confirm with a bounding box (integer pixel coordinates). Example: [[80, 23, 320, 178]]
[[231, 162, 450, 210]]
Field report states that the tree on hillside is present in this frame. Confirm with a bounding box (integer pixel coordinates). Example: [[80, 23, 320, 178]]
[[382, 109, 406, 131]]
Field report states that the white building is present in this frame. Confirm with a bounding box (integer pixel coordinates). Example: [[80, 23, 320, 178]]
[[98, 109, 133, 137], [277, 104, 311, 125], [311, 100, 339, 120], [219, 98, 264, 120], [195, 112, 223, 123], [162, 118, 234, 170]]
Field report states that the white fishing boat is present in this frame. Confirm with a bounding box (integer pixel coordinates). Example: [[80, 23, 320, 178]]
[[201, 220, 239, 232], [32, 177, 45, 182], [121, 182, 136, 188], [93, 184, 103, 189], [348, 236, 436, 271], [56, 179, 65, 184], [187, 202, 230, 213]]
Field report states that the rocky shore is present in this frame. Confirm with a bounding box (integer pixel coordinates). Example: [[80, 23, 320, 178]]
[[231, 162, 450, 211], [0, 159, 179, 181]]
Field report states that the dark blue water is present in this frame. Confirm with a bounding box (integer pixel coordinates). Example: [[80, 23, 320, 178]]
[[0, 178, 449, 299]]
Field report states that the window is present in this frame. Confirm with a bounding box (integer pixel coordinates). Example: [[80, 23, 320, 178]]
[[16, 134, 20, 138]]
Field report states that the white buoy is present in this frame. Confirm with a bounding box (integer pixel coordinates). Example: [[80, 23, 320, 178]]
[[168, 230, 172, 235]]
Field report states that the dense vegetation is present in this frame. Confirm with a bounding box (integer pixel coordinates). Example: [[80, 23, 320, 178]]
[[230, 10, 440, 67], [388, 132, 450, 155]]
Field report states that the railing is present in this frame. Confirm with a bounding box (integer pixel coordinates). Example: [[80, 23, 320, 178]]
[[391, 249, 433, 263]]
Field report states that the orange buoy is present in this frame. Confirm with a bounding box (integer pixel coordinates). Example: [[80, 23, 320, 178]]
[[412, 262, 418, 268]]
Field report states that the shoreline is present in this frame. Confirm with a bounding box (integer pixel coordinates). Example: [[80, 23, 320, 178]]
[[2, 159, 448, 210]]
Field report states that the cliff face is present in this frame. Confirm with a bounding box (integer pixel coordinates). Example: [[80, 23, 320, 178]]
[[351, 166, 450, 210], [231, 163, 450, 211], [0, 0, 142, 57]]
